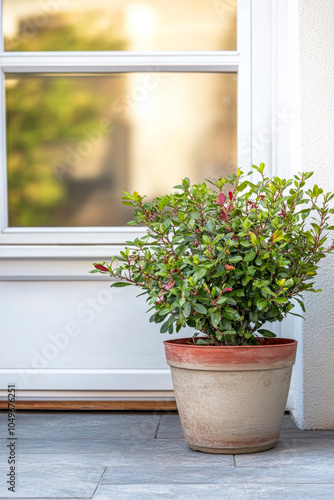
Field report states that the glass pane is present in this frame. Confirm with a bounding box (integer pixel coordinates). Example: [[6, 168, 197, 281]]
[[6, 72, 237, 227], [3, 0, 236, 51]]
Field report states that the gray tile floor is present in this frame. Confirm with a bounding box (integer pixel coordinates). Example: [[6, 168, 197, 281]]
[[0, 410, 334, 499]]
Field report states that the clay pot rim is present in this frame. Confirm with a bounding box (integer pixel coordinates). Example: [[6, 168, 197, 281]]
[[164, 337, 297, 349]]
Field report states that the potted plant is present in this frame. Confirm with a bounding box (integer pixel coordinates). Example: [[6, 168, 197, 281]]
[[91, 164, 334, 454]]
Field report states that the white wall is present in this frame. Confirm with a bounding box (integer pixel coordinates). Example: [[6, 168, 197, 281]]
[[0, 277, 175, 391], [291, 0, 334, 429]]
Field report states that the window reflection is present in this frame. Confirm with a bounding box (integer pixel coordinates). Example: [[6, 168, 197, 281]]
[[3, 0, 237, 52], [6, 73, 237, 227]]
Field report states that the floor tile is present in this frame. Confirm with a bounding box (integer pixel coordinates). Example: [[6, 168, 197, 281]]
[[101, 463, 334, 485], [235, 438, 334, 467], [94, 483, 334, 500], [0, 438, 234, 465], [0, 411, 160, 440], [156, 412, 184, 439], [0, 463, 105, 498]]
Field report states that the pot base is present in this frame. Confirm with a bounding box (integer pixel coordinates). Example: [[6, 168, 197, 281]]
[[164, 337, 297, 454], [188, 440, 277, 455]]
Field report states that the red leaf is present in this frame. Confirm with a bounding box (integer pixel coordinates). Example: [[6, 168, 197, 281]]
[[228, 191, 233, 201], [218, 192, 226, 206], [163, 281, 175, 291], [224, 265, 235, 271], [224, 287, 233, 293], [94, 264, 109, 272], [220, 208, 229, 222]]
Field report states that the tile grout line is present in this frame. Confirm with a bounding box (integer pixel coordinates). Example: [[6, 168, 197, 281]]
[[91, 466, 107, 498], [154, 413, 163, 439]]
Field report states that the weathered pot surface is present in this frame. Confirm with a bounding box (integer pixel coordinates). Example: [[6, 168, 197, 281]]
[[164, 337, 297, 454]]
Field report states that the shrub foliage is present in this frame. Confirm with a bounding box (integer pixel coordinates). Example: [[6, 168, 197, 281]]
[[91, 164, 334, 345]]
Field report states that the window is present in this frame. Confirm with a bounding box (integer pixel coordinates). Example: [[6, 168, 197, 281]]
[[3, 0, 237, 52], [0, 0, 253, 247]]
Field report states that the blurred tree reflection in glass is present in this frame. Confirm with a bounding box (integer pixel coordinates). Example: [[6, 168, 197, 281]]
[[3, 0, 236, 52], [6, 72, 237, 227]]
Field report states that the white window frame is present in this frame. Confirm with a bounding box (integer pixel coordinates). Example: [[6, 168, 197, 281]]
[[0, 0, 281, 257]]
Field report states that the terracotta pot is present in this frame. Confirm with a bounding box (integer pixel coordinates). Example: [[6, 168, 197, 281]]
[[164, 337, 297, 454]]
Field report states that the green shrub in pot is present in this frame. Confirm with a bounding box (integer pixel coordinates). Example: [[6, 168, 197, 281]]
[[91, 164, 334, 454], [91, 163, 334, 346]]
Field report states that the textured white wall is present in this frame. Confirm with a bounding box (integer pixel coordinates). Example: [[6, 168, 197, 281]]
[[291, 0, 334, 429]]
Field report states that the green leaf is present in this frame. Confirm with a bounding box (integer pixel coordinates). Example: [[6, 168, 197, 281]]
[[236, 180, 248, 192], [154, 314, 166, 324], [243, 218, 251, 229], [289, 312, 305, 320], [211, 310, 221, 328], [160, 321, 169, 333], [250, 232, 259, 246], [224, 330, 237, 336], [221, 319, 232, 330], [188, 218, 196, 229], [246, 266, 257, 275], [256, 298, 267, 310], [242, 275, 253, 286], [193, 268, 207, 281], [228, 239, 239, 248], [273, 297, 288, 303], [196, 338, 211, 345], [206, 219, 215, 232], [222, 307, 241, 321], [257, 329, 276, 338], [190, 212, 201, 220], [193, 303, 208, 314], [158, 307, 170, 316], [163, 218, 171, 230], [266, 261, 276, 273], [240, 240, 253, 247], [252, 279, 262, 288], [183, 302, 191, 318], [110, 282, 133, 287], [215, 331, 223, 341], [272, 230, 285, 242], [295, 297, 306, 312], [229, 255, 243, 263], [244, 250, 256, 262], [122, 201, 136, 206], [202, 235, 211, 245]]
